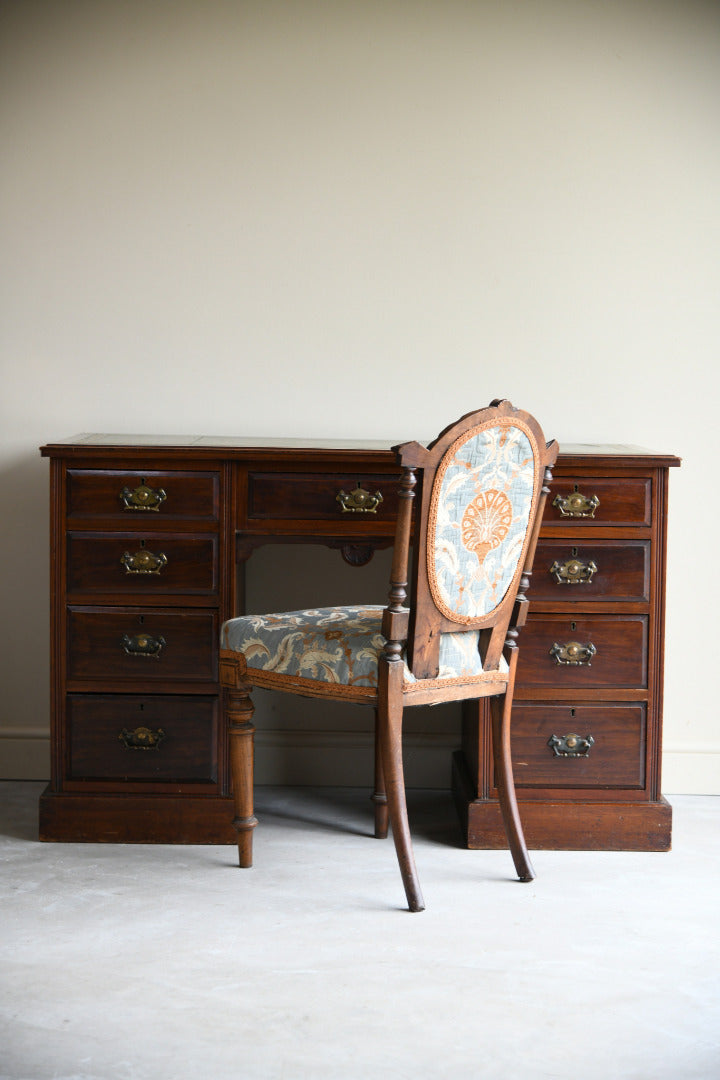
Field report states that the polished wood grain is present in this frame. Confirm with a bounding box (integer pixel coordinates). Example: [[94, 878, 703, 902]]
[[67, 534, 219, 595], [67, 608, 218, 683], [221, 401, 558, 910], [67, 469, 220, 521], [530, 538, 650, 603], [67, 694, 218, 784], [39, 432, 680, 855], [456, 451, 679, 852]]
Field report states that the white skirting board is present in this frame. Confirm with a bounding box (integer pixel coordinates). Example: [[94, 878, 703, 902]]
[[661, 747, 720, 797]]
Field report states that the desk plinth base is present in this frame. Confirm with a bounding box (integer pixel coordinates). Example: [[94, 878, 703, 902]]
[[451, 752, 672, 852], [39, 786, 237, 845]]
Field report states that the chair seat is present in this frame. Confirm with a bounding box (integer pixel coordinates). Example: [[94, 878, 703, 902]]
[[221, 606, 508, 701]]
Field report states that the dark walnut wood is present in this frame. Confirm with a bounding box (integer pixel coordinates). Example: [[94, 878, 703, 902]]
[[454, 447, 680, 851], [39, 432, 679, 854], [220, 401, 559, 910]]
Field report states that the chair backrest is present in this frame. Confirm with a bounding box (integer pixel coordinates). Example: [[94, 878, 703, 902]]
[[390, 400, 558, 680]]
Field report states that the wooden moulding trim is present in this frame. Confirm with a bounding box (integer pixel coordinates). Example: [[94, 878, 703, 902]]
[[220, 649, 508, 702], [237, 668, 378, 703], [403, 671, 508, 695]]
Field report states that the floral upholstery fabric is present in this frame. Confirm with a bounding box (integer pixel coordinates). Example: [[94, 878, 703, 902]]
[[428, 421, 537, 622], [222, 607, 385, 690], [221, 606, 506, 696]]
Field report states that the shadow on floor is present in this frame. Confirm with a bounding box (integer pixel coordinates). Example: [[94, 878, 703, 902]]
[[0, 782, 464, 849]]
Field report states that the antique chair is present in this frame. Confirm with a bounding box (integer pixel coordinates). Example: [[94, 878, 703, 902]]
[[219, 400, 558, 911]]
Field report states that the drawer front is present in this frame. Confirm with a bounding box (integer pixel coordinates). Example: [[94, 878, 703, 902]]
[[516, 614, 648, 688], [68, 608, 218, 682], [247, 471, 400, 525], [67, 470, 220, 522], [509, 703, 646, 790], [68, 694, 218, 782], [67, 534, 218, 595], [530, 539, 650, 602], [545, 476, 651, 527]]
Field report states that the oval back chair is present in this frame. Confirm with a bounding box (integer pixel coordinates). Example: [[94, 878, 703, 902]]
[[219, 400, 558, 910]]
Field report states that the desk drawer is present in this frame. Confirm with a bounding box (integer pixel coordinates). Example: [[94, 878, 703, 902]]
[[509, 703, 646, 791], [545, 476, 651, 527], [67, 608, 218, 683], [67, 694, 218, 782], [530, 539, 650, 602], [67, 534, 218, 595], [516, 614, 648, 689], [247, 471, 399, 524], [67, 470, 220, 522]]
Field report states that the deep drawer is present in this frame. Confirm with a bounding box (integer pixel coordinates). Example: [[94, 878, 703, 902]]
[[530, 539, 650, 602], [247, 471, 400, 524], [544, 476, 651, 527], [516, 614, 648, 688], [67, 608, 218, 682], [67, 470, 220, 522], [67, 534, 218, 595], [67, 694, 218, 782], [508, 703, 646, 791]]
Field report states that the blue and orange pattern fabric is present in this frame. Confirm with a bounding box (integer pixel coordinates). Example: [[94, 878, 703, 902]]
[[221, 606, 507, 698], [428, 421, 538, 623]]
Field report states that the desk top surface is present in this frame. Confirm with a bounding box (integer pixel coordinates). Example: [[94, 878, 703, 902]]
[[40, 435, 681, 469]]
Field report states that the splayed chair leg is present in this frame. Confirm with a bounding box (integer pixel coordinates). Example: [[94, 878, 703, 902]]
[[371, 708, 389, 839], [378, 662, 425, 911], [226, 685, 258, 868], [490, 683, 535, 883]]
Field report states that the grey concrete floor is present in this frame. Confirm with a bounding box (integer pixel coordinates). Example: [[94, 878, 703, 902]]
[[1, 782, 719, 1080]]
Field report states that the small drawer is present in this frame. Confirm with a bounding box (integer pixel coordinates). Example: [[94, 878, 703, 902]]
[[67, 470, 220, 522], [246, 471, 400, 525], [545, 476, 651, 527], [67, 534, 218, 595], [508, 703, 646, 791], [67, 694, 218, 782], [67, 608, 218, 682], [516, 614, 647, 688], [530, 539, 650, 602]]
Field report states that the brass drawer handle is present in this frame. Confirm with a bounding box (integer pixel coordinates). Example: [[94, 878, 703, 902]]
[[118, 725, 167, 750], [121, 632, 166, 658], [552, 490, 600, 518], [550, 555, 598, 584], [336, 484, 384, 514], [120, 481, 167, 512], [548, 733, 595, 758], [120, 548, 168, 574], [549, 640, 597, 666]]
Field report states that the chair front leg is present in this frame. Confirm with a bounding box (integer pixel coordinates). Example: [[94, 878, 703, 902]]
[[378, 660, 425, 912], [226, 684, 258, 868], [490, 686, 535, 883], [371, 707, 389, 839]]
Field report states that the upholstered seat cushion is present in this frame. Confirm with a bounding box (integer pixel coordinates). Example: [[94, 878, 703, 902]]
[[221, 606, 507, 700]]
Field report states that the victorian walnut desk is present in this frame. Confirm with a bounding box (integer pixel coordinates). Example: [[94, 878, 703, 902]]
[[39, 436, 680, 850]]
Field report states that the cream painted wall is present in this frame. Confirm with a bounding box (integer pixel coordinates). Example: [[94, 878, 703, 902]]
[[1, 0, 718, 792]]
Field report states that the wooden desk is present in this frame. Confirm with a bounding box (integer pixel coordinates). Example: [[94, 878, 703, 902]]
[[39, 436, 680, 850]]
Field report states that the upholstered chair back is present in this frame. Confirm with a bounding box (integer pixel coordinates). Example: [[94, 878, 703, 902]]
[[400, 402, 549, 681]]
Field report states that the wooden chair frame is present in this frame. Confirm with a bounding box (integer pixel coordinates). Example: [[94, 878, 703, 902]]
[[219, 400, 558, 911]]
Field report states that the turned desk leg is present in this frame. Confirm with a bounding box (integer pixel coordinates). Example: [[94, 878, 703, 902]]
[[226, 686, 258, 868]]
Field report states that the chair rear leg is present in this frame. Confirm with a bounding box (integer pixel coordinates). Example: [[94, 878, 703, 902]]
[[491, 691, 535, 882], [371, 707, 389, 839], [226, 685, 258, 868], [378, 665, 425, 911]]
